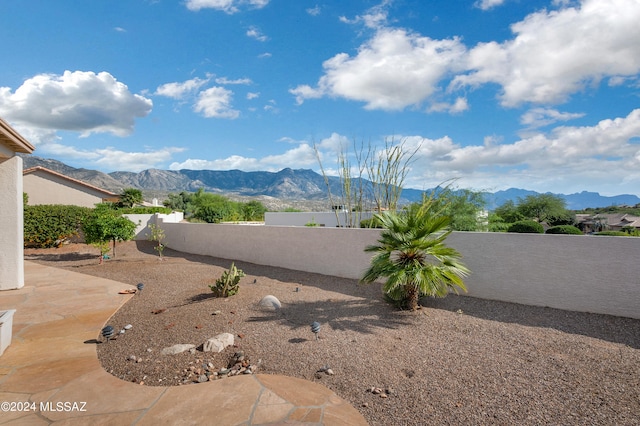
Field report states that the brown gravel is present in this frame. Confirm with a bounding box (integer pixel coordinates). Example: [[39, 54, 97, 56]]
[[25, 240, 640, 426]]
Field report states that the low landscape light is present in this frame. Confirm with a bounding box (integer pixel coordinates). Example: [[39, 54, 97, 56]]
[[311, 321, 321, 340], [137, 283, 144, 294], [101, 325, 114, 343]]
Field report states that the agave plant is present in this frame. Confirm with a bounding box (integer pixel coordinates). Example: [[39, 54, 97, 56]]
[[360, 197, 470, 310]]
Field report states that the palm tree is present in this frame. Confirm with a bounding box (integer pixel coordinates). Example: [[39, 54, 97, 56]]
[[360, 198, 470, 310]]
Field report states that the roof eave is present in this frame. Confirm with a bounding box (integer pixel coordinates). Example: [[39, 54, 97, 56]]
[[0, 117, 35, 154]]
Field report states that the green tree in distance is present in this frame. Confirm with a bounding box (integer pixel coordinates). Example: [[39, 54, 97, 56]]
[[517, 193, 568, 223], [360, 195, 470, 311], [430, 186, 487, 231], [118, 188, 143, 208]]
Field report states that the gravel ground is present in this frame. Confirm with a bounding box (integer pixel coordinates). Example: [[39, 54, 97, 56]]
[[25, 241, 640, 426]]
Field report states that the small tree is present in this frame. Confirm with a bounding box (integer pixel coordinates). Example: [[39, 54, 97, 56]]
[[83, 204, 137, 261], [146, 223, 166, 260], [360, 194, 470, 310]]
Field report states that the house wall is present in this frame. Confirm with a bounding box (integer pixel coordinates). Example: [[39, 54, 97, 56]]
[[158, 220, 640, 319], [0, 156, 25, 290], [23, 171, 111, 208]]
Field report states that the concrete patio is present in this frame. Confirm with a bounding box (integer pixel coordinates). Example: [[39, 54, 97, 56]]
[[0, 261, 368, 425]]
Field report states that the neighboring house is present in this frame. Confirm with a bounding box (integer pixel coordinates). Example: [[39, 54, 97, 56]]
[[23, 166, 119, 208], [0, 117, 35, 291], [576, 213, 640, 233]]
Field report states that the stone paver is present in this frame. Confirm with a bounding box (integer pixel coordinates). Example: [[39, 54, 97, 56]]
[[0, 262, 368, 425]]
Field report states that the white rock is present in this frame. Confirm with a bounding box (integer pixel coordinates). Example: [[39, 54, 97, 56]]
[[124, 324, 133, 330], [259, 295, 281, 311], [203, 333, 234, 353], [161, 344, 196, 355]]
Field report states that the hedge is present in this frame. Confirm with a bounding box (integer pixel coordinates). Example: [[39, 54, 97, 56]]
[[24, 205, 92, 248]]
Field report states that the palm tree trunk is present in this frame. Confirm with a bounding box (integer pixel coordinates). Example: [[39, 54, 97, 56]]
[[406, 286, 419, 310]]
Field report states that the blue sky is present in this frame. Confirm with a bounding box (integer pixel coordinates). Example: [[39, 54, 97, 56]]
[[1, 0, 640, 196]]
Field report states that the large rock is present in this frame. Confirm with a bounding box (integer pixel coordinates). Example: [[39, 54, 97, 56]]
[[161, 344, 195, 355], [259, 295, 281, 311], [203, 333, 234, 353]]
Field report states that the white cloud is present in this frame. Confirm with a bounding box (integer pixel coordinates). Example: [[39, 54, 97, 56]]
[[520, 108, 585, 128], [316, 132, 350, 152], [246, 26, 268, 42], [405, 109, 640, 193], [193, 87, 240, 119], [92, 147, 186, 172], [474, 0, 506, 11], [114, 26, 127, 32], [155, 77, 209, 99], [0, 70, 152, 140], [291, 28, 466, 110], [215, 77, 252, 85], [169, 143, 317, 171], [428, 97, 469, 114], [339, 0, 392, 29], [37, 143, 185, 172], [452, 0, 640, 106], [185, 0, 269, 13], [258, 52, 272, 59], [246, 92, 260, 100], [306, 5, 321, 16], [290, 84, 323, 105]]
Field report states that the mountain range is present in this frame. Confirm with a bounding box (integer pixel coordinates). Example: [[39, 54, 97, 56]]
[[20, 154, 640, 210]]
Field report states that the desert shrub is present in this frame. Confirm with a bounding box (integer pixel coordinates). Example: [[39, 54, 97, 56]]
[[209, 263, 245, 297], [24, 205, 92, 248], [545, 225, 583, 235], [507, 220, 544, 234]]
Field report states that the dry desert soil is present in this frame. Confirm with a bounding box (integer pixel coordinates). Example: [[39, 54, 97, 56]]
[[25, 240, 640, 426]]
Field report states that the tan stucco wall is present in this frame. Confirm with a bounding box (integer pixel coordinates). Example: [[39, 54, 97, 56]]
[[159, 221, 640, 319], [0, 156, 25, 290], [24, 171, 109, 208]]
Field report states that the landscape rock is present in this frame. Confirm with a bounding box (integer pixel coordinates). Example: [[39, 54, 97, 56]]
[[161, 344, 196, 355], [258, 295, 281, 311], [203, 333, 234, 353]]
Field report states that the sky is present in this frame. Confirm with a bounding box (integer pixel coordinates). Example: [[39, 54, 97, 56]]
[[1, 0, 640, 196]]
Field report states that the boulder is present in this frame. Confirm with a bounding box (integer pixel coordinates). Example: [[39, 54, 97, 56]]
[[259, 295, 281, 311], [203, 333, 234, 353]]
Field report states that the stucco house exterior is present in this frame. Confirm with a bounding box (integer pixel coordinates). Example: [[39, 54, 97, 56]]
[[23, 166, 119, 208], [0, 117, 35, 291]]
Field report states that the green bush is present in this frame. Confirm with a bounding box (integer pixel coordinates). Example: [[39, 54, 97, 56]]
[[594, 231, 631, 236], [118, 206, 172, 214], [24, 205, 92, 248], [360, 217, 383, 228], [507, 220, 544, 234], [545, 225, 583, 235]]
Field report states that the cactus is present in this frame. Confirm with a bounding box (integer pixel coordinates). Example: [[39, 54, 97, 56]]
[[210, 262, 245, 297]]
